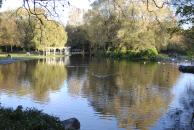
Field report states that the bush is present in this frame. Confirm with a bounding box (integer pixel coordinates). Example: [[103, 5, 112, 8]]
[[105, 47, 159, 60], [0, 106, 65, 130], [142, 48, 158, 57], [186, 50, 194, 59]]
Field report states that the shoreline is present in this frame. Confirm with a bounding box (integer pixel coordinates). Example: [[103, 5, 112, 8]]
[[0, 53, 193, 65], [0, 53, 66, 65]]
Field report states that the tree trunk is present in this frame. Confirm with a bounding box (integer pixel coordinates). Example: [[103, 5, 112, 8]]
[[89, 47, 92, 58], [5, 46, 8, 53], [10, 45, 13, 52]]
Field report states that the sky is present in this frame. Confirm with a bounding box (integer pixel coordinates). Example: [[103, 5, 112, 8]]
[[0, 0, 23, 11], [0, 0, 93, 24]]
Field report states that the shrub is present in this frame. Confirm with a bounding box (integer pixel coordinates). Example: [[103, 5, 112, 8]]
[[0, 106, 65, 130]]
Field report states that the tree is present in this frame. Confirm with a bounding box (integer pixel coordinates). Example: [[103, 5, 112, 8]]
[[16, 8, 68, 51], [172, 0, 194, 24], [32, 17, 68, 50], [82, 0, 176, 56], [0, 8, 68, 52], [16, 9, 36, 50], [66, 25, 89, 51], [0, 11, 20, 52]]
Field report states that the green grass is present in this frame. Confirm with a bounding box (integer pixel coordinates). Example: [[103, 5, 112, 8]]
[[0, 106, 65, 130], [0, 53, 65, 60]]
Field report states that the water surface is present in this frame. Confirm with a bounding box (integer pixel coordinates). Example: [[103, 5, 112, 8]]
[[0, 56, 193, 130]]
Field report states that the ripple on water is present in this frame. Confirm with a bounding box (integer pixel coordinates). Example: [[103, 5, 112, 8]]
[[0, 58, 188, 130]]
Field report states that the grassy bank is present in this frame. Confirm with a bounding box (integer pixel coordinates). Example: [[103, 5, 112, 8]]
[[0, 106, 65, 130]]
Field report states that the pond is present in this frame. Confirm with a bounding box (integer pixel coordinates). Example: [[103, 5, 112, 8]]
[[0, 56, 193, 130]]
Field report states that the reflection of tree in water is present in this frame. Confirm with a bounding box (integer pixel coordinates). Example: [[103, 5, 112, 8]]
[[0, 59, 67, 102], [153, 64, 179, 88], [30, 60, 67, 101], [0, 61, 33, 94], [79, 59, 180, 130], [67, 66, 88, 97], [63, 57, 180, 129], [66, 56, 89, 97]]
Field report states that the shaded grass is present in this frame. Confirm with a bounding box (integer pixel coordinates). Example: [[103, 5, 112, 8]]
[[0, 106, 65, 130]]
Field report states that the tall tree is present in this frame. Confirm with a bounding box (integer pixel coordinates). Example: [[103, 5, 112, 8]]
[[83, 0, 176, 55], [0, 11, 20, 52]]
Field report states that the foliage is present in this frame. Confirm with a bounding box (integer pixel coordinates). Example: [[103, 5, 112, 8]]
[[167, 26, 194, 53], [81, 0, 177, 58], [32, 19, 67, 50], [0, 105, 65, 130], [172, 0, 194, 24], [0, 1, 193, 57], [0, 11, 20, 51], [66, 25, 89, 51], [0, 8, 68, 52]]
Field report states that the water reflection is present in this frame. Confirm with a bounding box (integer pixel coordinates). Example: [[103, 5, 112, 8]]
[[0, 57, 186, 130], [66, 58, 180, 129], [0, 58, 67, 102]]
